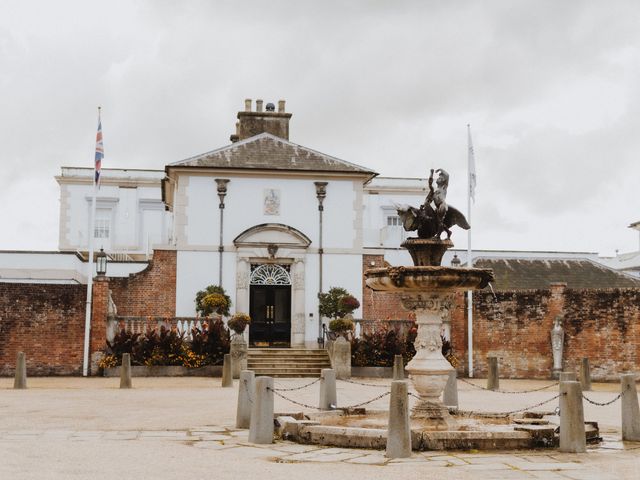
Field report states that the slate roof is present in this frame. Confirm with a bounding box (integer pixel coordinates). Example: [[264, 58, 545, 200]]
[[472, 257, 640, 291], [168, 132, 377, 176]]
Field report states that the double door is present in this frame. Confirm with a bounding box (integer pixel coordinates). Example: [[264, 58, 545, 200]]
[[249, 285, 291, 347]]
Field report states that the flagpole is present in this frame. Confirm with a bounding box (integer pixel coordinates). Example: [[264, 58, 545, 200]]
[[82, 107, 101, 377], [466, 124, 474, 378]]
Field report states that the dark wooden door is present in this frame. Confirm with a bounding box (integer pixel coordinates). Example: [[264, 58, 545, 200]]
[[249, 285, 291, 347]]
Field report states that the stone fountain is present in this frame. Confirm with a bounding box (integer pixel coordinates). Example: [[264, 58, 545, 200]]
[[365, 168, 493, 428], [273, 168, 599, 451]]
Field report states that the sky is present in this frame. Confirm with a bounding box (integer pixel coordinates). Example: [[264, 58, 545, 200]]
[[1, 0, 639, 256]]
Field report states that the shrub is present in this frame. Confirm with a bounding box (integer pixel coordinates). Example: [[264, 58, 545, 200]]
[[328, 318, 354, 333], [227, 313, 251, 334], [195, 285, 232, 317], [318, 287, 360, 319], [103, 320, 230, 368], [190, 318, 231, 365]]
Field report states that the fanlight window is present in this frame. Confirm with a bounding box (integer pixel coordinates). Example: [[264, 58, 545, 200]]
[[250, 264, 291, 285]]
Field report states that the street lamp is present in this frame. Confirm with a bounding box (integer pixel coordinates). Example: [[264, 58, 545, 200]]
[[95, 248, 108, 276]]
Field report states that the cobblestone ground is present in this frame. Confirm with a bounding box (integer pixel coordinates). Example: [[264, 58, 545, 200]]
[[1, 377, 639, 479]]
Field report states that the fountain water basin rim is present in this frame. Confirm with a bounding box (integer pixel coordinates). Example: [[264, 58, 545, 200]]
[[365, 266, 494, 292]]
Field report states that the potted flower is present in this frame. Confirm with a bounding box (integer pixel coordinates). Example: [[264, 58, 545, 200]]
[[195, 285, 231, 317], [328, 317, 355, 338], [227, 313, 251, 335]]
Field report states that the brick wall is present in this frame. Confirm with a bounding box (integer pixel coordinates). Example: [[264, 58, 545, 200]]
[[451, 285, 640, 381], [109, 249, 176, 317], [362, 255, 640, 380], [0, 282, 87, 375], [362, 254, 414, 322]]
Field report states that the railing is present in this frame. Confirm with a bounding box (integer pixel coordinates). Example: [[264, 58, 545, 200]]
[[106, 316, 206, 343], [352, 318, 415, 338]]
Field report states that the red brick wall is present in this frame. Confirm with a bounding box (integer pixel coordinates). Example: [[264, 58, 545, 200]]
[[109, 249, 176, 317], [362, 255, 415, 322], [0, 282, 87, 375], [451, 285, 640, 381]]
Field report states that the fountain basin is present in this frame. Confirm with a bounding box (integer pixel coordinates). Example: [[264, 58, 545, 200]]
[[365, 266, 494, 292], [276, 409, 598, 451]]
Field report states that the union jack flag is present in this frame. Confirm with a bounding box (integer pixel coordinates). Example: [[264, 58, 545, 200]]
[[94, 113, 103, 186]]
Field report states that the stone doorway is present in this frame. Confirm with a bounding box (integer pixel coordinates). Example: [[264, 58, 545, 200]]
[[248, 264, 292, 347]]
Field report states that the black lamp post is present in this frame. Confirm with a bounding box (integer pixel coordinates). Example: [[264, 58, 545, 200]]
[[95, 248, 108, 276]]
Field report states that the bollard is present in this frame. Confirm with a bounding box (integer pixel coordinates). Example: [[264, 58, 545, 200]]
[[487, 356, 499, 391], [559, 380, 586, 453], [13, 352, 27, 389], [579, 358, 592, 391], [236, 370, 255, 429], [221, 354, 233, 388], [560, 371, 577, 382], [319, 369, 337, 410], [248, 376, 274, 444], [393, 355, 404, 380], [443, 369, 458, 408], [120, 353, 132, 389], [386, 380, 411, 458], [621, 373, 640, 441]]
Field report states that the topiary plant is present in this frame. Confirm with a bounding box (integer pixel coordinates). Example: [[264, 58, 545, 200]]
[[318, 287, 360, 320], [195, 285, 232, 317]]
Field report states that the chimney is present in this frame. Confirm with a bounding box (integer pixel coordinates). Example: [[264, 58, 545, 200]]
[[233, 98, 292, 141]]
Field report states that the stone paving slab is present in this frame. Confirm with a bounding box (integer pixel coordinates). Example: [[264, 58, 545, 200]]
[[1, 377, 639, 479]]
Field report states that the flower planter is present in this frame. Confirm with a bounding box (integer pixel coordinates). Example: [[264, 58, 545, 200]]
[[103, 365, 223, 377]]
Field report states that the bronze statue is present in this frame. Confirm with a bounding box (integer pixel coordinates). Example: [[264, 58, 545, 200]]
[[397, 168, 470, 240]]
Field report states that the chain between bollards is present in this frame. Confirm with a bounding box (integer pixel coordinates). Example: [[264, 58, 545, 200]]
[[582, 392, 622, 406], [338, 378, 389, 388], [273, 378, 321, 391], [268, 387, 390, 410], [459, 377, 559, 394]]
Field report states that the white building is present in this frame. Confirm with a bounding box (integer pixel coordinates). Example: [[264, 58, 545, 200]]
[[56, 167, 171, 259]]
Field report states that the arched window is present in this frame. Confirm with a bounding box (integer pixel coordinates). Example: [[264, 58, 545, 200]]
[[250, 264, 291, 285]]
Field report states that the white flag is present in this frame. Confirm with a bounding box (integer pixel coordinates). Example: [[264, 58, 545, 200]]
[[468, 124, 477, 203]]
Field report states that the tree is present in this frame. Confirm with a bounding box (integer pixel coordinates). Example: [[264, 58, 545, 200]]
[[318, 287, 360, 320]]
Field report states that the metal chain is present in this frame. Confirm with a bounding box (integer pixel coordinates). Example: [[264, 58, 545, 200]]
[[340, 391, 390, 409], [267, 387, 390, 410], [338, 378, 389, 388], [273, 378, 321, 392], [459, 377, 559, 394], [499, 394, 561, 415], [582, 392, 622, 406], [268, 387, 321, 410]]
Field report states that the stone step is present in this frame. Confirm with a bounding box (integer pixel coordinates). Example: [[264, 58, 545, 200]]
[[246, 348, 331, 378]]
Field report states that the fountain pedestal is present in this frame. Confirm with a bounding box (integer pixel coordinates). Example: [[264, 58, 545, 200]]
[[401, 292, 455, 427]]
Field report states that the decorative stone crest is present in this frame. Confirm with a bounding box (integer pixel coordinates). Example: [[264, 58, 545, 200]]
[[399, 293, 454, 313]]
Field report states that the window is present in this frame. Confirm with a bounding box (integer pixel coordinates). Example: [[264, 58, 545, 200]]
[[387, 215, 401, 227], [94, 209, 111, 239]]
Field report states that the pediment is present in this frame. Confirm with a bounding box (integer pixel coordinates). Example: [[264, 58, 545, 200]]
[[233, 223, 311, 248]]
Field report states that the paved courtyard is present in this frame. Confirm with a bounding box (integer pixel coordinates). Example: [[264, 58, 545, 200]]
[[1, 376, 639, 479]]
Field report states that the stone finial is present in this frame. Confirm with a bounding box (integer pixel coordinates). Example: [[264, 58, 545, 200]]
[[256, 99, 263, 112], [244, 99, 252, 112], [278, 100, 286, 113]]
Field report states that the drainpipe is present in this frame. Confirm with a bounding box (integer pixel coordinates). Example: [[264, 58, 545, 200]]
[[215, 179, 230, 285], [314, 182, 328, 344]]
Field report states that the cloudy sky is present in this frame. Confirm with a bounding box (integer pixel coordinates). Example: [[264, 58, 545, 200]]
[[1, 0, 638, 256]]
